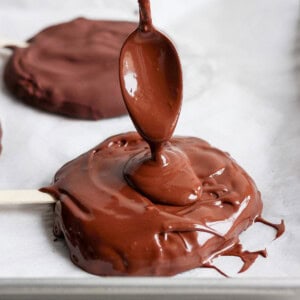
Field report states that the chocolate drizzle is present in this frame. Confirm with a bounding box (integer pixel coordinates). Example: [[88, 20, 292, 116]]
[[42, 0, 285, 276], [255, 216, 285, 239], [223, 244, 267, 273]]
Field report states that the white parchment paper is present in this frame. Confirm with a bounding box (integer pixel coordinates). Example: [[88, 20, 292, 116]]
[[0, 0, 299, 279]]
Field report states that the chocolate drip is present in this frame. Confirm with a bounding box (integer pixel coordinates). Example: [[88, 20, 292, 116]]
[[123, 144, 202, 206], [202, 263, 229, 277], [255, 216, 285, 239], [223, 243, 267, 274]]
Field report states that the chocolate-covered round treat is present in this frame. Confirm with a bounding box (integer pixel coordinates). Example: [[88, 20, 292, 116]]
[[42, 1, 284, 276], [43, 132, 267, 276], [4, 18, 137, 119]]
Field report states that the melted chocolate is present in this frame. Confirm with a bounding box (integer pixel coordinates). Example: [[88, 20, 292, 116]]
[[119, 0, 196, 206], [123, 145, 203, 206], [42, 0, 284, 276], [43, 132, 266, 276], [4, 18, 136, 119]]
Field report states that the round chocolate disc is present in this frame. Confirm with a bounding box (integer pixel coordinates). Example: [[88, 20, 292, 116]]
[[4, 18, 137, 119], [43, 132, 264, 276]]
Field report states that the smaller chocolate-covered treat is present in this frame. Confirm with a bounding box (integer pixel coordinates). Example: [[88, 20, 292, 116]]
[[4, 18, 137, 119]]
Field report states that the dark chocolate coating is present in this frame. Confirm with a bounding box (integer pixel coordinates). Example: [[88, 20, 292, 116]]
[[4, 18, 137, 119], [42, 1, 284, 276], [43, 132, 265, 276]]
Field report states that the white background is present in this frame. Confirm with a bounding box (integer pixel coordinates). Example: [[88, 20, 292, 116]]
[[0, 0, 299, 279]]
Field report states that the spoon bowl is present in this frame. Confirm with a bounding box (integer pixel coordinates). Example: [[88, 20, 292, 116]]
[[119, 1, 182, 144]]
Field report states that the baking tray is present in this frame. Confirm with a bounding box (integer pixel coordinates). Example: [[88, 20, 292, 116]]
[[0, 0, 300, 299], [0, 278, 299, 299]]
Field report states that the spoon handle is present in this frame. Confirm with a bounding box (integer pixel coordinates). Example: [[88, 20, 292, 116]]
[[138, 0, 153, 32]]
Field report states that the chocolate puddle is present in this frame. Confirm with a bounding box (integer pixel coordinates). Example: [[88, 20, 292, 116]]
[[42, 0, 285, 276], [43, 133, 267, 276], [4, 18, 137, 120]]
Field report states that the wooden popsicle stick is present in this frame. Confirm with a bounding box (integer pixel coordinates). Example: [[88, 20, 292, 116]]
[[0, 38, 28, 49], [0, 190, 56, 205]]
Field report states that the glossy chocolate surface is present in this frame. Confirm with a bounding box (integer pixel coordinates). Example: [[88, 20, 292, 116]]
[[43, 0, 284, 276], [4, 18, 136, 119], [120, 0, 182, 144], [44, 132, 266, 276]]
